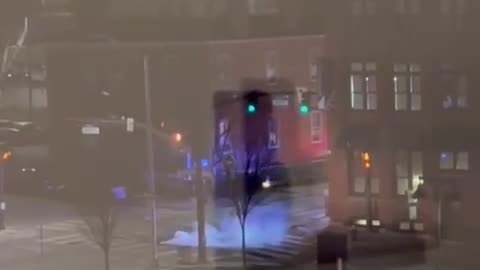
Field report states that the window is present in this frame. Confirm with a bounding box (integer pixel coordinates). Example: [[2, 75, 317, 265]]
[[308, 48, 321, 82], [265, 50, 278, 82], [352, 0, 376, 16], [441, 0, 466, 30], [440, 151, 469, 170], [395, 150, 423, 196], [218, 118, 231, 148], [440, 65, 468, 109], [350, 62, 377, 110], [188, 0, 208, 17], [394, 64, 421, 111], [267, 119, 280, 149], [350, 150, 380, 195], [396, 0, 421, 15], [211, 0, 227, 15], [310, 111, 321, 143], [215, 53, 232, 89], [248, 0, 279, 15]]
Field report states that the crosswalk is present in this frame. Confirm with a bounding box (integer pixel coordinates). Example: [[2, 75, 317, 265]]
[[209, 230, 317, 267], [33, 219, 151, 252]]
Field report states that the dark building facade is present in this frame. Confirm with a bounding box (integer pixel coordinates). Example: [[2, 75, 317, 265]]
[[323, 0, 480, 241]]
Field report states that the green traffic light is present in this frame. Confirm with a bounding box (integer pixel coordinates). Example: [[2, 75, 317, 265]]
[[299, 104, 309, 115], [247, 104, 256, 114]]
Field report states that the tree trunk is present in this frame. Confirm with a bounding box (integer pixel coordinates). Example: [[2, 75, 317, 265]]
[[241, 221, 247, 269], [104, 248, 110, 270]]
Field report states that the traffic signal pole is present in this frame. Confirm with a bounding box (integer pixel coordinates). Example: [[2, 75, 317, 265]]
[[194, 156, 207, 263], [365, 165, 373, 231], [0, 157, 5, 231], [0, 150, 11, 231], [143, 56, 159, 265]]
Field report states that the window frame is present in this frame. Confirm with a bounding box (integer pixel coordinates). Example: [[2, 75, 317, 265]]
[[440, 151, 469, 171], [394, 150, 423, 196], [349, 150, 380, 196], [267, 118, 280, 149], [350, 62, 377, 111], [310, 111, 322, 143], [394, 63, 422, 111], [265, 50, 279, 82], [440, 65, 468, 110]]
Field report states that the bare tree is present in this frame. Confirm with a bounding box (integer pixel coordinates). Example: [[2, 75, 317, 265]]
[[73, 190, 119, 270], [214, 89, 275, 269]]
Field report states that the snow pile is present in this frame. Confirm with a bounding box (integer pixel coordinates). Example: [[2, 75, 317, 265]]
[[163, 202, 288, 248]]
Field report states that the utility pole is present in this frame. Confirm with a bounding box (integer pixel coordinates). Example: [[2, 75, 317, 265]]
[[192, 147, 207, 262], [143, 55, 158, 265]]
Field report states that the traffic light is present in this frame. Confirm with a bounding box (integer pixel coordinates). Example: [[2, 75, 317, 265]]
[[2, 151, 11, 161], [173, 132, 182, 143], [299, 104, 309, 115], [361, 152, 371, 169], [244, 90, 263, 115], [298, 91, 312, 115], [247, 103, 256, 114]]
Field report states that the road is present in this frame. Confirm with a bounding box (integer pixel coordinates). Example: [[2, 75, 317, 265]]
[[0, 182, 328, 270]]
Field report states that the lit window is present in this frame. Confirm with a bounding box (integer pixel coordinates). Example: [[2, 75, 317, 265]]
[[248, 0, 279, 15], [395, 150, 423, 195], [310, 111, 322, 143], [409, 205, 417, 220], [440, 151, 468, 170], [394, 64, 421, 111], [267, 119, 280, 149], [456, 152, 469, 170], [350, 62, 377, 110], [351, 150, 380, 195]]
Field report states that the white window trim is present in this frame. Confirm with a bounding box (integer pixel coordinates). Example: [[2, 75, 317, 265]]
[[350, 62, 377, 110], [394, 63, 422, 111], [267, 118, 280, 149], [265, 50, 278, 82], [310, 111, 322, 143]]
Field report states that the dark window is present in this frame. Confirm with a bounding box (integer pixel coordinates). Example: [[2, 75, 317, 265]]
[[440, 65, 468, 109]]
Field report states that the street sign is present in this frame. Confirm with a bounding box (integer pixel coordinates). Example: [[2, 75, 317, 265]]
[[81, 125, 100, 135], [126, 117, 134, 133]]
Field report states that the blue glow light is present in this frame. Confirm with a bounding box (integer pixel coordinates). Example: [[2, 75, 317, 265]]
[[441, 152, 447, 160], [201, 159, 209, 168], [112, 186, 127, 200]]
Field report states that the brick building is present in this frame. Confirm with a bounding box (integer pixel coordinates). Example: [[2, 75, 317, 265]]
[[323, 0, 480, 241]]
